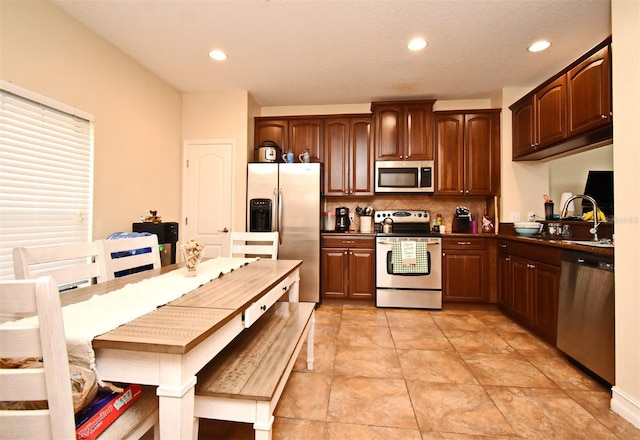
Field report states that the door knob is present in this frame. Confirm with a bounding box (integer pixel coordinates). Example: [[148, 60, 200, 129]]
[[219, 227, 229, 233]]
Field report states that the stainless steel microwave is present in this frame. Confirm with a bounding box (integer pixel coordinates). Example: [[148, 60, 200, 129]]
[[375, 160, 434, 193]]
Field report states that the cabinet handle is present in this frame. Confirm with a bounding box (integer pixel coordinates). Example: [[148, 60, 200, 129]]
[[282, 285, 288, 292], [260, 305, 267, 311], [601, 114, 608, 119], [344, 251, 347, 255], [460, 189, 464, 193], [527, 263, 536, 269], [500, 244, 507, 248], [342, 240, 354, 244], [457, 241, 471, 245]]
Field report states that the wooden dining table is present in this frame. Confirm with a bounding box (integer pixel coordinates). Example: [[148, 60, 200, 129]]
[[60, 258, 303, 440]]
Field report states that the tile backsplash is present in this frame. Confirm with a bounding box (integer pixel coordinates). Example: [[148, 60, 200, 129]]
[[325, 195, 493, 232]]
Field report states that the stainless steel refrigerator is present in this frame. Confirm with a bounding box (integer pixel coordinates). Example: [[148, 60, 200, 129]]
[[247, 162, 321, 303]]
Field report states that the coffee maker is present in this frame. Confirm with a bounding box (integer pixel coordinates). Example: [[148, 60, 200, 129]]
[[335, 207, 350, 232]]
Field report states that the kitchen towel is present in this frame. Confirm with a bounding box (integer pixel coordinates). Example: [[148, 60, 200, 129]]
[[1, 257, 257, 383], [401, 241, 417, 265], [391, 241, 429, 274]]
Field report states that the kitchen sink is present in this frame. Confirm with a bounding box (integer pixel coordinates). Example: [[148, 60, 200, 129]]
[[561, 240, 614, 248]]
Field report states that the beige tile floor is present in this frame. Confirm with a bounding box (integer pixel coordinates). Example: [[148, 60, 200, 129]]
[[199, 303, 639, 440]]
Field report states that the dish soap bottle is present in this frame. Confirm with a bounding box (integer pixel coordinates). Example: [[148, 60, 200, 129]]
[[481, 207, 494, 233]]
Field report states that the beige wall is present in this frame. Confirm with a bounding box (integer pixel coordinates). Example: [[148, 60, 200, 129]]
[[181, 91, 252, 232], [0, 0, 183, 240], [611, 0, 640, 427]]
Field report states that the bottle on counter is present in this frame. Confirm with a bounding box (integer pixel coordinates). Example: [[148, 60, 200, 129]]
[[436, 213, 442, 226], [481, 207, 494, 233]]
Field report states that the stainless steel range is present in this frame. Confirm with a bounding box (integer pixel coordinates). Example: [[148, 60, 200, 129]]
[[374, 210, 442, 309]]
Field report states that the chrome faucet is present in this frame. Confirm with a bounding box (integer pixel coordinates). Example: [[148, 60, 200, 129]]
[[561, 194, 601, 241]]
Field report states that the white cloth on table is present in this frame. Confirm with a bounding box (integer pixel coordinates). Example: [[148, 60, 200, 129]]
[[1, 257, 257, 381]]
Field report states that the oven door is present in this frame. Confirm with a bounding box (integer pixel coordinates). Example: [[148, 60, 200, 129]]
[[375, 236, 442, 290]]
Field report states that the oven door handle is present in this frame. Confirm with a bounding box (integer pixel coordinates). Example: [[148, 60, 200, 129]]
[[377, 240, 441, 246]]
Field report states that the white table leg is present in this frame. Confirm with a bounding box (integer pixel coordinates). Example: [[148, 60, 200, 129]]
[[307, 311, 315, 370], [156, 376, 197, 439]]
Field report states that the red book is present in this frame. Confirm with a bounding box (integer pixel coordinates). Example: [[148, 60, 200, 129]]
[[75, 383, 143, 440]]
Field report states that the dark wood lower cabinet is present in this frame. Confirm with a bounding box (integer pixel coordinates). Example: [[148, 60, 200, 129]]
[[498, 239, 560, 344], [442, 237, 487, 302], [321, 235, 374, 300]]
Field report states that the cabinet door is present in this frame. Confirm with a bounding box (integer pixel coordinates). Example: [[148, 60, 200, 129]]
[[531, 261, 560, 343], [349, 248, 375, 299], [510, 256, 533, 323], [289, 118, 323, 162], [435, 114, 464, 195], [373, 104, 403, 160], [511, 98, 535, 159], [350, 117, 374, 195], [255, 119, 288, 151], [535, 76, 567, 148], [498, 255, 512, 309], [324, 119, 349, 196], [321, 248, 348, 299], [568, 45, 611, 137], [442, 251, 486, 302], [405, 104, 434, 160], [464, 112, 500, 196]]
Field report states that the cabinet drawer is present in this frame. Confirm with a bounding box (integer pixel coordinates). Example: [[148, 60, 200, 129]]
[[443, 237, 486, 250], [497, 239, 510, 256], [509, 241, 560, 265], [243, 274, 294, 328], [322, 236, 374, 249]]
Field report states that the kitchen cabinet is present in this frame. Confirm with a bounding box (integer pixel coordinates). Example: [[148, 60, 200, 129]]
[[434, 110, 501, 196], [567, 44, 611, 137], [442, 237, 487, 302], [371, 100, 436, 161], [510, 37, 612, 161], [498, 240, 560, 344], [324, 116, 374, 196], [254, 117, 323, 162], [321, 235, 375, 300], [497, 240, 513, 310], [511, 76, 566, 159]]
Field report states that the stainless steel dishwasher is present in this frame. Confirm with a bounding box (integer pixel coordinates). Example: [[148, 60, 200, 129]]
[[557, 250, 615, 384]]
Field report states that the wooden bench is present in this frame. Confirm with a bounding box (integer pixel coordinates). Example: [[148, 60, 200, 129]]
[[193, 301, 315, 440]]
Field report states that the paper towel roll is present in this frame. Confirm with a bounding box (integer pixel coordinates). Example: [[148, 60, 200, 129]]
[[560, 192, 575, 216]]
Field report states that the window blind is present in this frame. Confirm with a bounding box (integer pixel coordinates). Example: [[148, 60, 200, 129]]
[[0, 84, 94, 280]]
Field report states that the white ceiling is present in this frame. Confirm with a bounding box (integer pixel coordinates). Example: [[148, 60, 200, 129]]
[[52, 0, 611, 107]]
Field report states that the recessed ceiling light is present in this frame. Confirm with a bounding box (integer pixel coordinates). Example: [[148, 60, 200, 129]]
[[208, 49, 228, 61], [408, 38, 427, 51], [528, 40, 551, 53]]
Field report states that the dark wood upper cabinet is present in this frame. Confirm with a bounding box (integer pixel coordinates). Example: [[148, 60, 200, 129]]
[[289, 118, 323, 162], [568, 44, 611, 137], [510, 37, 612, 161], [254, 117, 323, 162], [536, 76, 567, 147], [372, 100, 435, 160], [255, 119, 288, 152], [435, 110, 501, 196], [324, 116, 373, 196]]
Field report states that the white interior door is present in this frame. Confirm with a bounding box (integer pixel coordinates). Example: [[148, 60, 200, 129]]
[[183, 140, 234, 258]]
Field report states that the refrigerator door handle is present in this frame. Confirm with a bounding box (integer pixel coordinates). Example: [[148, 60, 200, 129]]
[[278, 188, 283, 245], [272, 188, 278, 233]]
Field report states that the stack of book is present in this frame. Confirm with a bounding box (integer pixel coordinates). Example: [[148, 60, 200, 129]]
[[75, 383, 142, 440]]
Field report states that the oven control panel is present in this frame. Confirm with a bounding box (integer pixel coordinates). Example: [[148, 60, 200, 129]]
[[374, 210, 431, 224]]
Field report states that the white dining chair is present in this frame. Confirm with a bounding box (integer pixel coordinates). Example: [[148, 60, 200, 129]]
[[229, 231, 279, 259], [101, 234, 162, 280], [0, 277, 160, 439], [13, 241, 108, 291]]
